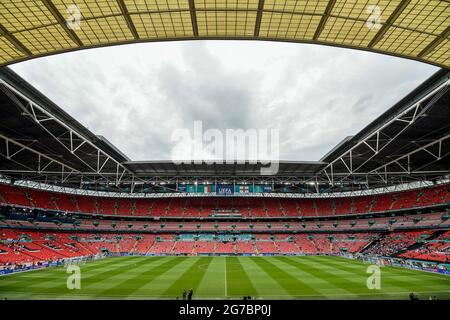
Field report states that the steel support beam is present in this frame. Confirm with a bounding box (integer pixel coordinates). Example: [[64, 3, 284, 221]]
[[254, 0, 265, 37], [117, 0, 140, 40], [418, 26, 450, 58], [0, 79, 133, 186], [368, 0, 411, 48], [188, 0, 199, 37], [371, 134, 450, 174], [313, 0, 336, 40], [41, 0, 84, 46], [3, 177, 448, 199], [319, 77, 450, 184], [0, 24, 32, 56]]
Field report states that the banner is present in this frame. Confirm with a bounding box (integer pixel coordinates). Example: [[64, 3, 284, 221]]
[[216, 184, 234, 195], [197, 185, 213, 194], [177, 184, 272, 193], [253, 185, 273, 193], [236, 185, 250, 193]]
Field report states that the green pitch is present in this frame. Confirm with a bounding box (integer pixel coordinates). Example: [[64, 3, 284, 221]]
[[1, 256, 449, 300]]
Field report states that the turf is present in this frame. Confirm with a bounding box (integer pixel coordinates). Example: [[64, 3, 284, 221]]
[[0, 256, 449, 300]]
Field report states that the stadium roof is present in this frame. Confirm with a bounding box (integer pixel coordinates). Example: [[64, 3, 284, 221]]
[[0, 66, 449, 192], [0, 0, 449, 68], [124, 161, 326, 176], [320, 68, 450, 177]]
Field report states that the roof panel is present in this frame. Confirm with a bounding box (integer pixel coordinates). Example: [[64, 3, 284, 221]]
[[72, 15, 134, 45], [14, 24, 77, 54], [263, 0, 329, 13], [0, 36, 25, 64], [197, 10, 257, 37], [331, 0, 402, 21], [0, 0, 57, 32], [131, 12, 193, 38], [195, 0, 259, 10], [260, 12, 321, 40], [395, 0, 449, 35], [318, 17, 376, 46], [0, 0, 448, 67], [124, 0, 190, 12], [52, 0, 122, 19], [374, 26, 434, 56], [424, 39, 450, 67]]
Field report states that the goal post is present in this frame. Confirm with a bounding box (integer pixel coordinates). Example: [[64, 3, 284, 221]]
[[62, 254, 105, 267]]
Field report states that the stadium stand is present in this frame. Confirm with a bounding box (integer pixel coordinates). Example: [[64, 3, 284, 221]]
[[1, 184, 448, 218], [1, 227, 449, 265], [0, 67, 449, 270]]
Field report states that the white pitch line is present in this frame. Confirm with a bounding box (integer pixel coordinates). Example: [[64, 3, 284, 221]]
[[224, 256, 227, 298]]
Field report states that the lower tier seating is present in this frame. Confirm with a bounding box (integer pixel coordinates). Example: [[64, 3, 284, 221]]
[[1, 228, 448, 266]]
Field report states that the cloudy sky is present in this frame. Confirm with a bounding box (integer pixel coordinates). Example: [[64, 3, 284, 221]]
[[10, 41, 437, 161]]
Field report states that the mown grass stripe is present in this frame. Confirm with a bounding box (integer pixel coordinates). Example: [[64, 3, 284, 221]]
[[315, 256, 446, 280], [266, 257, 354, 298], [251, 256, 322, 297], [130, 257, 198, 297], [310, 256, 447, 292], [0, 258, 134, 294], [196, 256, 226, 298], [162, 257, 213, 297], [0, 257, 130, 288], [238, 256, 290, 298], [95, 257, 188, 297], [1, 256, 449, 300], [226, 256, 257, 297], [31, 257, 164, 296], [277, 256, 366, 296]]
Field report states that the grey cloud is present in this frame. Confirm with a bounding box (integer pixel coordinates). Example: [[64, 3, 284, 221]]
[[10, 41, 438, 161], [153, 48, 257, 130]]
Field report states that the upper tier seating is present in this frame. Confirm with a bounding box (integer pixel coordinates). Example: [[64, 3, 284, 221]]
[[0, 184, 448, 218]]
